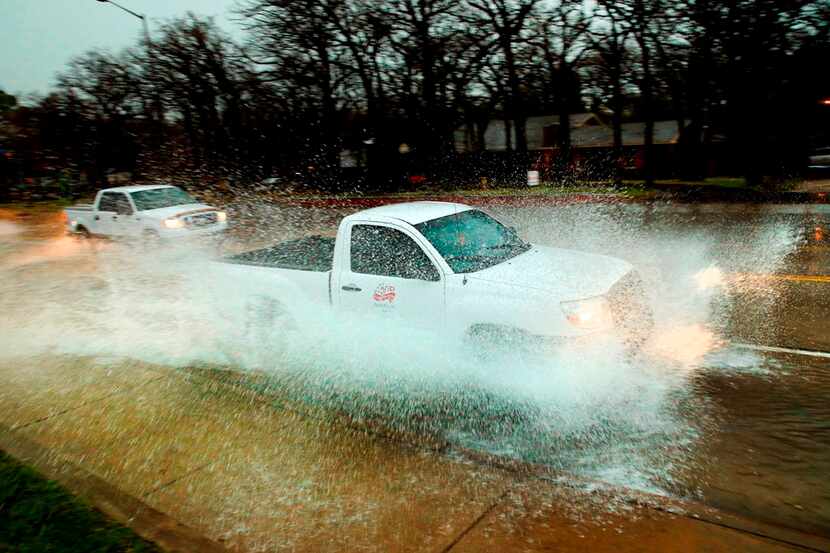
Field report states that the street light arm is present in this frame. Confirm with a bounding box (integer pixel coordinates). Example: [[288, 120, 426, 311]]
[[97, 0, 145, 22], [97, 0, 150, 45]]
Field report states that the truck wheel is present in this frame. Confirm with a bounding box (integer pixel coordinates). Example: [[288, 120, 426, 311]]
[[74, 225, 91, 239], [142, 229, 160, 242], [140, 230, 161, 250]]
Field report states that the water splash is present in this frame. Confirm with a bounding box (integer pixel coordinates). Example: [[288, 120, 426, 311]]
[[0, 201, 803, 501]]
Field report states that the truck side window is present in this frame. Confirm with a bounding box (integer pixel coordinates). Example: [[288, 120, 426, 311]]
[[113, 194, 133, 215], [99, 192, 132, 215], [98, 193, 119, 212], [351, 225, 440, 281]]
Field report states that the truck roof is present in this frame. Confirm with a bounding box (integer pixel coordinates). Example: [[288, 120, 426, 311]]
[[100, 184, 175, 193], [351, 201, 473, 225]]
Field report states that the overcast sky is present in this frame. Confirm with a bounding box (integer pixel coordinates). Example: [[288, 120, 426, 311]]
[[1, 0, 242, 98]]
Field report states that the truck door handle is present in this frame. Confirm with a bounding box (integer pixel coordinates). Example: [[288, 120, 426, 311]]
[[341, 284, 362, 292], [94, 215, 99, 221], [112, 216, 118, 220]]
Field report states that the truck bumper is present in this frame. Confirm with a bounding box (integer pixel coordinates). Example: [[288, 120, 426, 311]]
[[158, 221, 228, 239], [536, 272, 653, 354]]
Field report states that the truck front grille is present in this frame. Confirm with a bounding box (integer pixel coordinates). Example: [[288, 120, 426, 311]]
[[187, 212, 218, 227]]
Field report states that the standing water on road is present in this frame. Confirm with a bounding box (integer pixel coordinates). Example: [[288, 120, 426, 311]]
[[0, 201, 827, 537]]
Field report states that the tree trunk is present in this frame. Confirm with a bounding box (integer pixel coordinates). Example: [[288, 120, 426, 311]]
[[611, 74, 624, 187], [504, 41, 527, 153], [316, 42, 339, 177], [640, 42, 655, 186], [557, 63, 573, 183]]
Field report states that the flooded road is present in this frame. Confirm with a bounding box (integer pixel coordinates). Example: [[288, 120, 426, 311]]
[[0, 200, 828, 540]]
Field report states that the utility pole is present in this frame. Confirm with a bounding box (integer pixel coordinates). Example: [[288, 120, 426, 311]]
[[95, 0, 159, 180]]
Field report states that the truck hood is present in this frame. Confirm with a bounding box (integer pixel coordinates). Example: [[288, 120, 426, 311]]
[[467, 244, 633, 300], [139, 203, 217, 220]]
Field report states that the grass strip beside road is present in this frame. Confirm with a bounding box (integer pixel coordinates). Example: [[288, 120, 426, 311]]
[[0, 450, 160, 553]]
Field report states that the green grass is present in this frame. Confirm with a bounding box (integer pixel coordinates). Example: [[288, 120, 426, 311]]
[[272, 177, 757, 201], [0, 450, 159, 552], [622, 177, 749, 189], [272, 182, 624, 201]]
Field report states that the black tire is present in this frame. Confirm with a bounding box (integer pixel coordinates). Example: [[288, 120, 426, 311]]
[[140, 229, 161, 250], [74, 225, 91, 239]]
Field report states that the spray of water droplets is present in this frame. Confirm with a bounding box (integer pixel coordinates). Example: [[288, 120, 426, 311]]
[[0, 201, 803, 498]]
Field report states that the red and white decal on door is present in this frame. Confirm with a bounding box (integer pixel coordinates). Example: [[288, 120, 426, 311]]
[[372, 284, 396, 304]]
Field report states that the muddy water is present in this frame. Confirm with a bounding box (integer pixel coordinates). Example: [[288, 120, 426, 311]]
[[0, 200, 828, 538], [499, 202, 830, 535], [685, 350, 830, 536]]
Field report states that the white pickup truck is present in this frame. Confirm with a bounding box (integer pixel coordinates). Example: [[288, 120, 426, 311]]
[[218, 201, 651, 348], [64, 184, 227, 239]]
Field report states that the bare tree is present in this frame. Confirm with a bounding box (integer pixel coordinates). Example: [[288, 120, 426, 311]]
[[148, 14, 252, 178], [531, 0, 589, 176], [383, 0, 469, 159], [615, 0, 671, 186], [588, 1, 633, 186], [465, 0, 541, 153], [58, 52, 138, 121], [238, 0, 349, 174]]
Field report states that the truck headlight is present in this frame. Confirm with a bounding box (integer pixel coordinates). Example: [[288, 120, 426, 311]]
[[216, 211, 227, 222], [560, 296, 612, 329], [163, 218, 185, 229]]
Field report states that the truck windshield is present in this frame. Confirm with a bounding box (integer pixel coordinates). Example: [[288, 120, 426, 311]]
[[130, 187, 196, 211], [415, 210, 530, 273]]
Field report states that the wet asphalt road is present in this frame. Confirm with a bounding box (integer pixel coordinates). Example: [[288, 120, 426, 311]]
[[1, 200, 828, 540], [496, 202, 830, 537]]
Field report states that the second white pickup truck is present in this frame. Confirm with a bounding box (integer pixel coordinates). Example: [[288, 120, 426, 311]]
[[64, 184, 227, 240], [217, 201, 652, 349]]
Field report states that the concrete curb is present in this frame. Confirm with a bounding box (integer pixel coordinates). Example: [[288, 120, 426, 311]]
[[0, 424, 230, 553]]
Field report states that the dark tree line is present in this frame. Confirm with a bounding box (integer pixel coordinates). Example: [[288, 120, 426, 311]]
[[1, 0, 828, 194]]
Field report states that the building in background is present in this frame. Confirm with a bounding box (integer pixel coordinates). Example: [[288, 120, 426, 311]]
[[454, 113, 721, 180]]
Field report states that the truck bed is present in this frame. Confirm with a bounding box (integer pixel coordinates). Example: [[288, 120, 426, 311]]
[[225, 235, 335, 272]]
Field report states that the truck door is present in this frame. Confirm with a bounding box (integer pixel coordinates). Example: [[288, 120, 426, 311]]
[[95, 192, 120, 235], [98, 192, 140, 237], [338, 223, 444, 330]]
